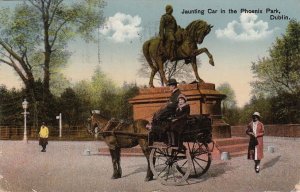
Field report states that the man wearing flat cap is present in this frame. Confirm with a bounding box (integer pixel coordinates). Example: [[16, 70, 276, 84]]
[[148, 79, 181, 146]]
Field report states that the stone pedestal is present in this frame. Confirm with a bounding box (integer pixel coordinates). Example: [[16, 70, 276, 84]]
[[128, 82, 231, 138]]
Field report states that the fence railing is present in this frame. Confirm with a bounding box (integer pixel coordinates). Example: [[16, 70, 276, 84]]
[[3, 124, 300, 140], [0, 126, 95, 141], [231, 124, 300, 138]]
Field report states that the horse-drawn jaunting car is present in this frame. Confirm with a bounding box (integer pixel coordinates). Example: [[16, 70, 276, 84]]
[[86, 111, 214, 185]]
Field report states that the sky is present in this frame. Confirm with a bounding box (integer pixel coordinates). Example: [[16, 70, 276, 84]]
[[0, 0, 299, 107]]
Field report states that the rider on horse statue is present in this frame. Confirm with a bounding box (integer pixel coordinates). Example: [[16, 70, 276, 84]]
[[159, 5, 178, 61]]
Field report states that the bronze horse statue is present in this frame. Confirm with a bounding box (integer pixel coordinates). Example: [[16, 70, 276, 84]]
[[86, 112, 153, 181], [143, 20, 214, 87]]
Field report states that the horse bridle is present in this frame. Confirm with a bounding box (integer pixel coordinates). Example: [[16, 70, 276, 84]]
[[90, 114, 109, 134]]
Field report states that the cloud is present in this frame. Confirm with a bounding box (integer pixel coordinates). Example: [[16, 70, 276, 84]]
[[215, 13, 274, 41], [100, 12, 142, 43]]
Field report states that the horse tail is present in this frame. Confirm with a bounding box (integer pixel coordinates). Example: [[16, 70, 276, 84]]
[[142, 40, 156, 70]]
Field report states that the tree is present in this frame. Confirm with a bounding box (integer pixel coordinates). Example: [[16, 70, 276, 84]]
[[217, 83, 237, 110], [251, 20, 300, 123], [113, 82, 139, 119], [73, 68, 139, 121], [50, 73, 71, 97], [0, 0, 106, 127], [60, 87, 82, 128], [216, 82, 239, 125], [73, 80, 93, 122], [0, 85, 24, 126], [239, 96, 273, 125], [269, 92, 300, 123], [251, 20, 300, 96]]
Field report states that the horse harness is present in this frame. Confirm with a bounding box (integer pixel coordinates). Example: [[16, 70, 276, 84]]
[[100, 118, 137, 149]]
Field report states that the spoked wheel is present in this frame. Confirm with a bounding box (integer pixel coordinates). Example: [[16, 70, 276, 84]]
[[185, 141, 212, 178], [149, 146, 192, 185]]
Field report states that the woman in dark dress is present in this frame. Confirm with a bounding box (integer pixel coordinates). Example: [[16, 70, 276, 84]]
[[168, 94, 190, 147]]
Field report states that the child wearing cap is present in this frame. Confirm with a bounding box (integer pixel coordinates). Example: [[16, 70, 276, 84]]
[[168, 94, 190, 147]]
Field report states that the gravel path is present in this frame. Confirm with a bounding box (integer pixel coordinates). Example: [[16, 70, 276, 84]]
[[0, 137, 299, 192]]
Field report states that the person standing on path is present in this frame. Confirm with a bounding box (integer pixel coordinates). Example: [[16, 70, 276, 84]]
[[39, 122, 49, 152], [246, 112, 264, 173]]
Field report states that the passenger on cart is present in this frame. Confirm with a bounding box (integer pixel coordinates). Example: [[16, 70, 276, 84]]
[[169, 94, 190, 148]]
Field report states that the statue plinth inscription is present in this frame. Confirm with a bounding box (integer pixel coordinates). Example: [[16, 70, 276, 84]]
[[129, 82, 231, 138]]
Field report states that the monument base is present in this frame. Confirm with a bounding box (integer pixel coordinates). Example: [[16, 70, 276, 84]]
[[129, 82, 231, 139], [212, 119, 231, 139]]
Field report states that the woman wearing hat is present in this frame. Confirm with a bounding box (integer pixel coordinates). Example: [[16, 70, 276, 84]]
[[168, 94, 190, 147], [246, 112, 265, 173]]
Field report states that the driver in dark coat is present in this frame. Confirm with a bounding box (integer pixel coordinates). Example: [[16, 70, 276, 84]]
[[148, 79, 181, 145], [153, 78, 181, 122]]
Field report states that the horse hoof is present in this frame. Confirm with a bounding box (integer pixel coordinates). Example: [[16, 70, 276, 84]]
[[144, 177, 153, 182], [111, 175, 120, 179]]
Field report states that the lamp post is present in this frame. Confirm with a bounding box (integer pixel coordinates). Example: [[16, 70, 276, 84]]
[[22, 99, 29, 143], [56, 113, 62, 138]]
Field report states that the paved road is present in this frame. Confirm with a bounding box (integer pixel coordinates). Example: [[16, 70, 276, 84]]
[[0, 137, 299, 192]]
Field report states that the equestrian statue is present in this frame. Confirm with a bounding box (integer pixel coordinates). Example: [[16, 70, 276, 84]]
[[143, 4, 214, 87]]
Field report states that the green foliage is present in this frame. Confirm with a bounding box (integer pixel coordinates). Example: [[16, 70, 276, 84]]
[[251, 20, 300, 96], [73, 66, 139, 120], [217, 82, 237, 110], [269, 92, 300, 124], [0, 0, 106, 98], [0, 65, 139, 128], [59, 88, 83, 128], [114, 82, 139, 119], [50, 73, 72, 97], [239, 96, 273, 124], [216, 82, 239, 125], [0, 85, 24, 126], [0, 0, 106, 127], [250, 20, 300, 123]]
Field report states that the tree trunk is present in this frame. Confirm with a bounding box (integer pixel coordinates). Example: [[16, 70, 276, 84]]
[[25, 75, 39, 130], [42, 2, 52, 102], [43, 51, 51, 98]]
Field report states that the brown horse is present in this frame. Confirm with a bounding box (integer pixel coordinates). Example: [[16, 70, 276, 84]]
[[86, 112, 153, 181], [143, 20, 214, 87]]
